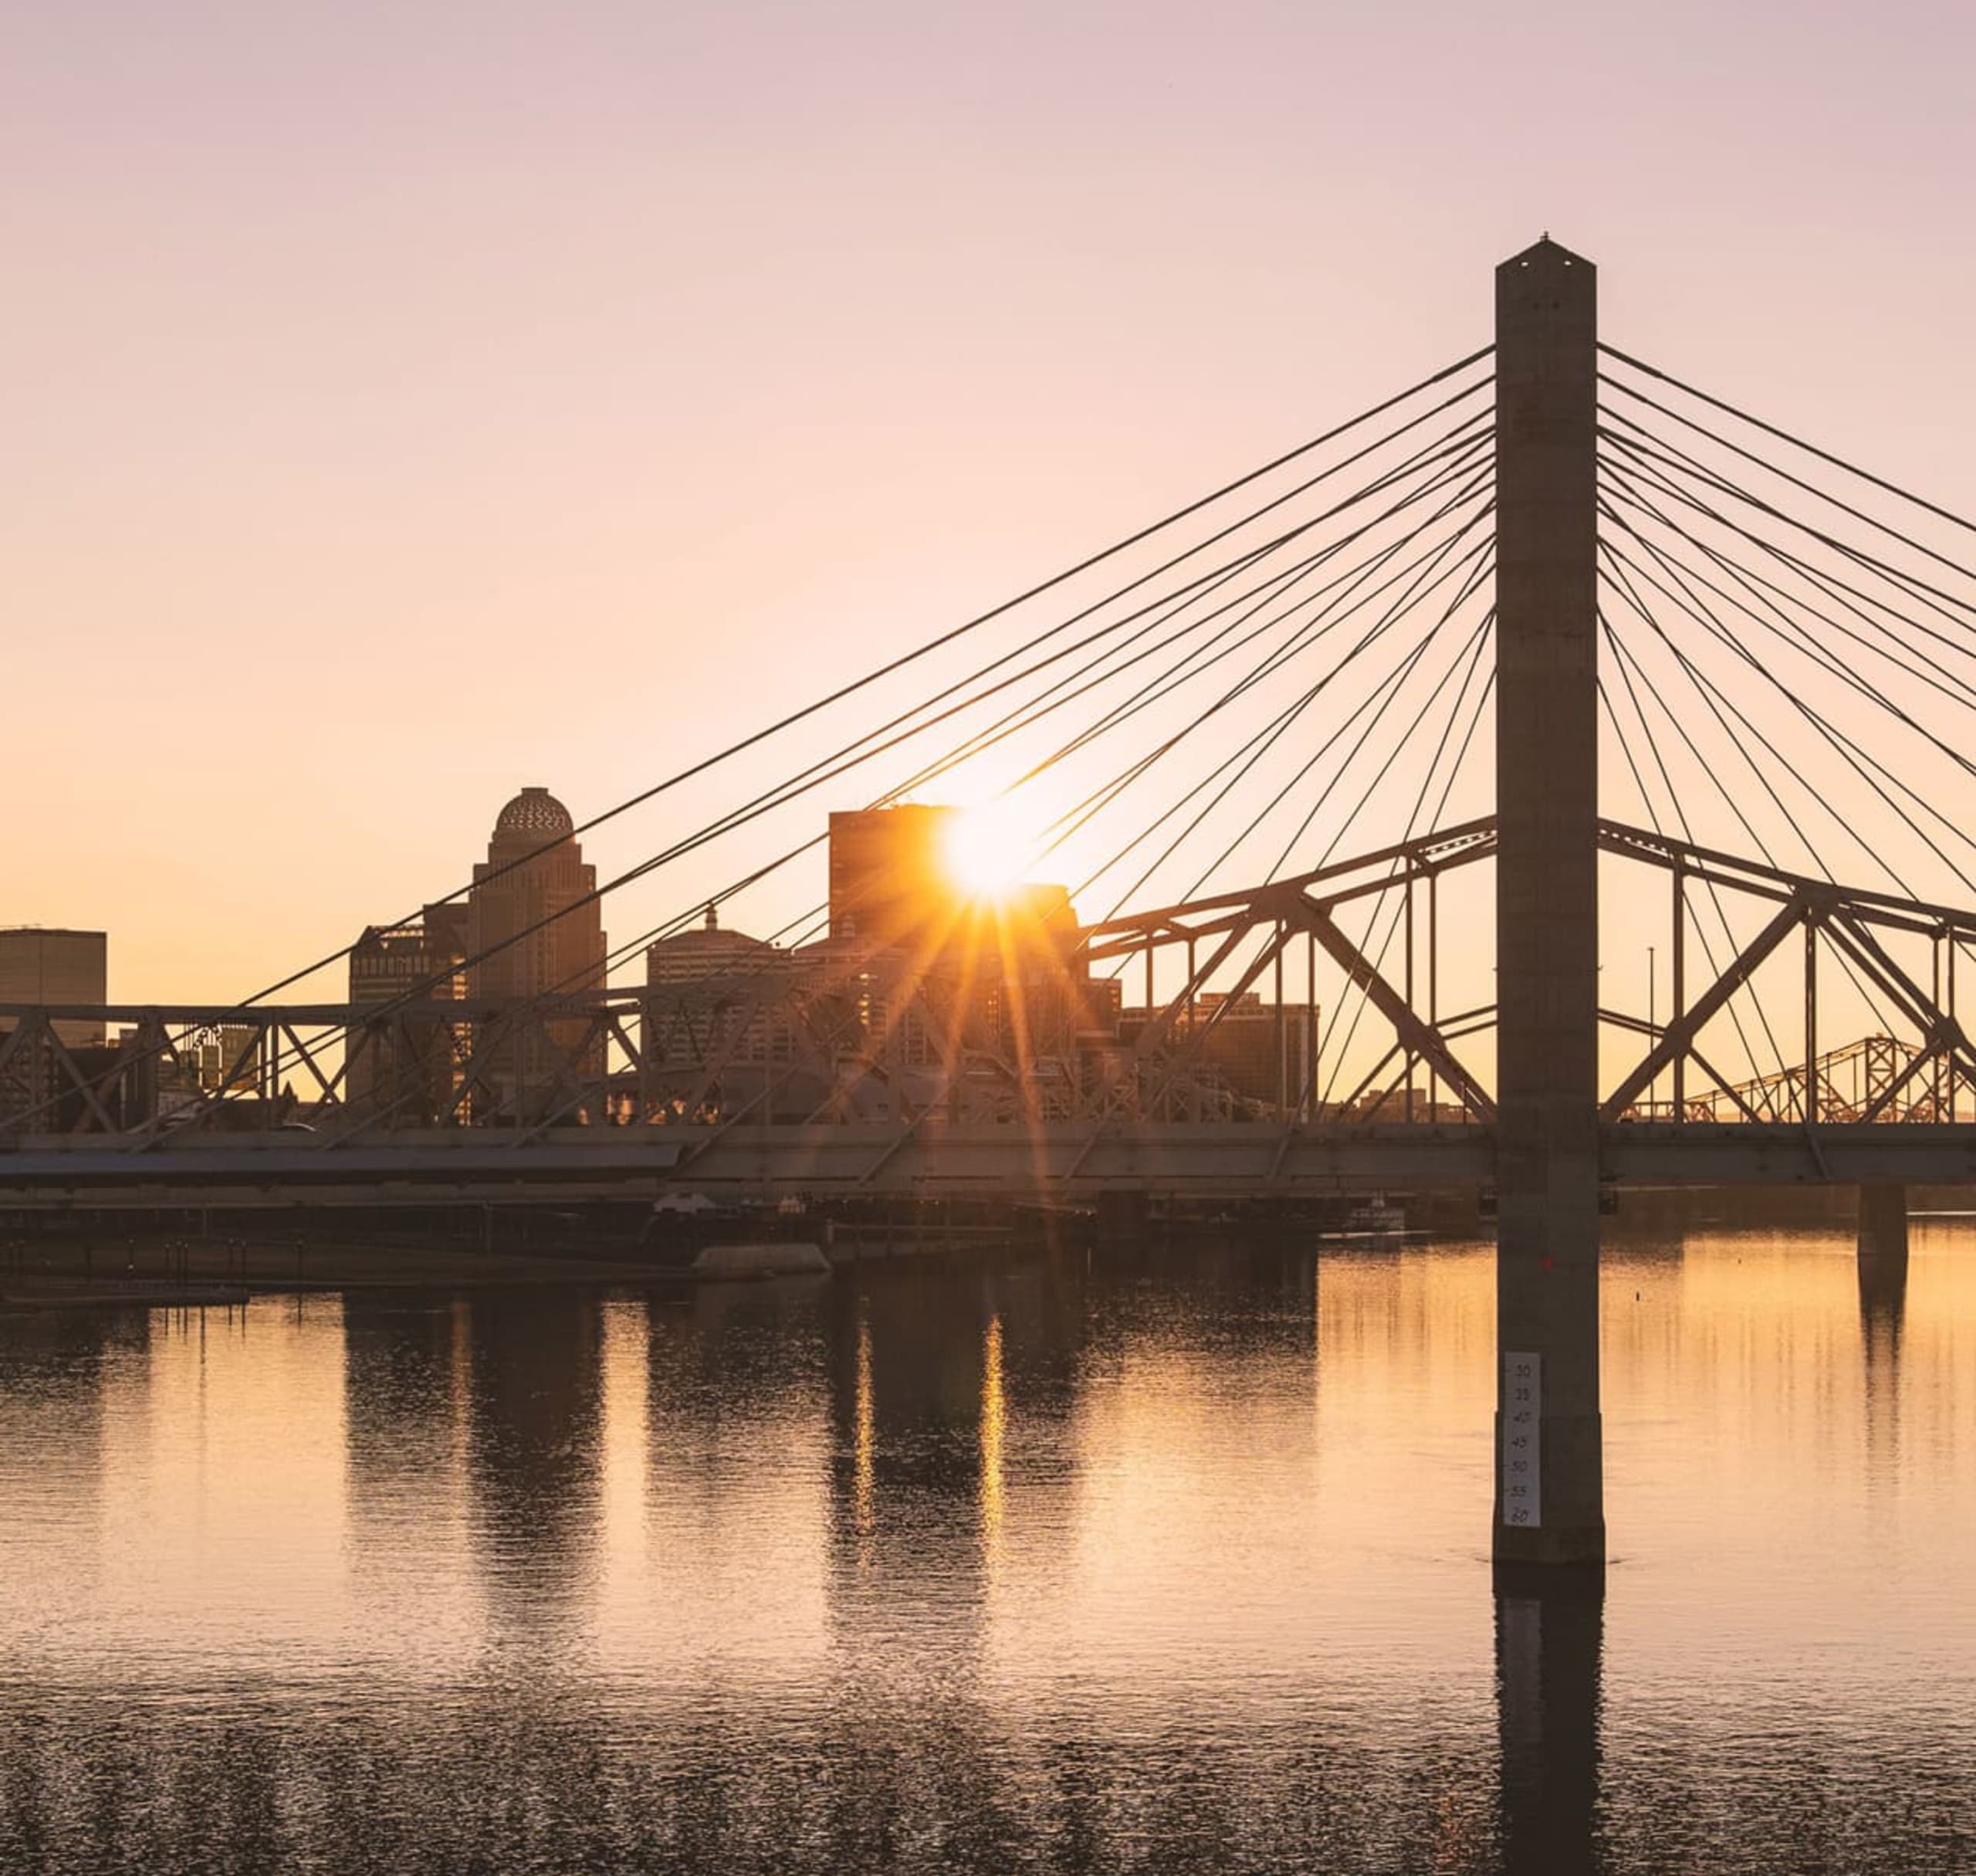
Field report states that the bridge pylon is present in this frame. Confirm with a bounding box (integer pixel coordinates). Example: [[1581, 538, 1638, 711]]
[[1492, 238, 1606, 1574]]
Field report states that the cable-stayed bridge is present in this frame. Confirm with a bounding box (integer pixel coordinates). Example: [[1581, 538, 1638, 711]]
[[8, 239, 1976, 1567]]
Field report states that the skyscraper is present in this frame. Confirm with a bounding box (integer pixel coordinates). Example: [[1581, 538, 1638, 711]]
[[820, 807, 1105, 1109], [827, 805, 957, 946], [465, 787, 608, 1118], [645, 906, 795, 1069], [0, 929, 107, 1047], [345, 902, 469, 1119]]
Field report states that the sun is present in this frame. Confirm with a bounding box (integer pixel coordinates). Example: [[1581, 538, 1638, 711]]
[[943, 797, 1035, 899]]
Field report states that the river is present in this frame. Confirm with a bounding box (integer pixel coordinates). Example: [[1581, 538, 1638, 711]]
[[2, 1215, 1972, 1872]]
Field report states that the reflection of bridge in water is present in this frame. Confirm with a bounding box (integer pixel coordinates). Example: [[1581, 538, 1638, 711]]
[[7, 239, 1976, 1576]]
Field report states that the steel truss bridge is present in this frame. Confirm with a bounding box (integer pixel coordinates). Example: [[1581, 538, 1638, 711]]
[[8, 241, 1976, 1568], [9, 817, 1976, 1205]]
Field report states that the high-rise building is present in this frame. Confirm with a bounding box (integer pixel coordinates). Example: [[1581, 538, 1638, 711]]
[[645, 906, 797, 1072], [1119, 990, 1319, 1112], [0, 928, 107, 1046], [346, 902, 469, 1118], [827, 805, 958, 946], [465, 787, 608, 1117], [959, 882, 1095, 1067], [821, 808, 1105, 1108]]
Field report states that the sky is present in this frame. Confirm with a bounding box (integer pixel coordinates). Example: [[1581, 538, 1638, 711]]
[[9, 0, 1976, 1012]]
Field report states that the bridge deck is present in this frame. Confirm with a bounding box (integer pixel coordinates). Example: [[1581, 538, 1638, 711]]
[[3, 1122, 1973, 1209]]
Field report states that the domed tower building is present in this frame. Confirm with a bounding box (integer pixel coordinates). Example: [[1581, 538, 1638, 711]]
[[466, 787, 608, 1119]]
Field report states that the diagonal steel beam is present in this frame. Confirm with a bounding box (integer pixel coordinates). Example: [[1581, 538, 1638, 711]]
[[440, 1010, 519, 1123], [43, 1025, 120, 1134], [1602, 895, 1807, 1120], [0, 1012, 44, 1112], [1331, 1039, 1402, 1118], [1284, 893, 1497, 1122], [1684, 1043, 1767, 1123], [1136, 924, 1298, 1119], [1829, 914, 1976, 1089], [1858, 1036, 1944, 1124], [1129, 924, 1250, 1066]]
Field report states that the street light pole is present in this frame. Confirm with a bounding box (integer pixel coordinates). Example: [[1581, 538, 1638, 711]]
[[1648, 946, 1656, 1112]]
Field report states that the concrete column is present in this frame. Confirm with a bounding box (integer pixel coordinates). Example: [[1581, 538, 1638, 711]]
[[1492, 239, 1606, 1573], [1857, 1182, 1910, 1262]]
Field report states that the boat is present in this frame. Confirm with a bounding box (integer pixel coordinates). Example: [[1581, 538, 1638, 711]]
[[1339, 1197, 1408, 1237]]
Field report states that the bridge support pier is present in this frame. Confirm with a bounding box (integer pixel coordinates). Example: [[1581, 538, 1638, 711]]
[[1491, 239, 1606, 1576], [1857, 1182, 1910, 1263]]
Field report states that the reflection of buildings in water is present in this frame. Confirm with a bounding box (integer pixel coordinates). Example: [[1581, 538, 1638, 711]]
[[0, 1305, 133, 1571], [823, 1261, 1112, 1577], [803, 1270, 1069, 1866], [340, 1291, 475, 1600], [1495, 1575, 1604, 1876], [821, 1248, 1317, 1610], [824, 1274, 989, 1614], [461, 1288, 605, 1625], [623, 1283, 837, 1688]]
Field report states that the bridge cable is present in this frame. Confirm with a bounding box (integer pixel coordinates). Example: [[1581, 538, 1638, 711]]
[[1595, 437, 1976, 718], [234, 359, 1497, 1009], [1595, 609, 1795, 1092], [1598, 489, 1976, 884], [1598, 346, 1976, 543], [1308, 615, 1497, 1118], [1076, 537, 1493, 921], [107, 405, 1501, 1131], [1599, 575, 1917, 1096], [1596, 418, 1976, 638], [1598, 371, 1976, 590]]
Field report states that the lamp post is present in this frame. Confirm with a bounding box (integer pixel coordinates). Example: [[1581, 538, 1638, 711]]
[[1648, 946, 1656, 1112]]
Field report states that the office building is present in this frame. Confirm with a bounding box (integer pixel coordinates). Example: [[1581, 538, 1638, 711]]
[[466, 787, 608, 1116], [827, 805, 958, 946], [645, 906, 796, 1067], [347, 902, 469, 1118], [0, 928, 107, 1046], [1121, 990, 1318, 1112], [821, 809, 1108, 1107]]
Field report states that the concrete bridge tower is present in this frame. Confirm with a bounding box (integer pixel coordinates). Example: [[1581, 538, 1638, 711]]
[[1492, 239, 1606, 1573]]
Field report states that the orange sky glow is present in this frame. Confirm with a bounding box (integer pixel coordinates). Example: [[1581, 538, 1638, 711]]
[[11, 0, 1976, 1090]]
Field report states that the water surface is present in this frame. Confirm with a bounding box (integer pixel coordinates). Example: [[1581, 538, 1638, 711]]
[[2, 1220, 1972, 1872]]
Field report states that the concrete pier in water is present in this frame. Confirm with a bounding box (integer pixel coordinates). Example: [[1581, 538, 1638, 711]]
[[1490, 239, 1606, 1575]]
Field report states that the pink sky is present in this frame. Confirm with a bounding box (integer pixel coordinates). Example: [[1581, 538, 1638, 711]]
[[8, 0, 1975, 1006]]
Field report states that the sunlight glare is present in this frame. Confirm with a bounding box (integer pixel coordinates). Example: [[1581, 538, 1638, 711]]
[[944, 797, 1035, 899]]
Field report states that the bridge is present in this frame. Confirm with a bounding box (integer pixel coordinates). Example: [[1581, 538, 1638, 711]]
[[8, 239, 1976, 1573]]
